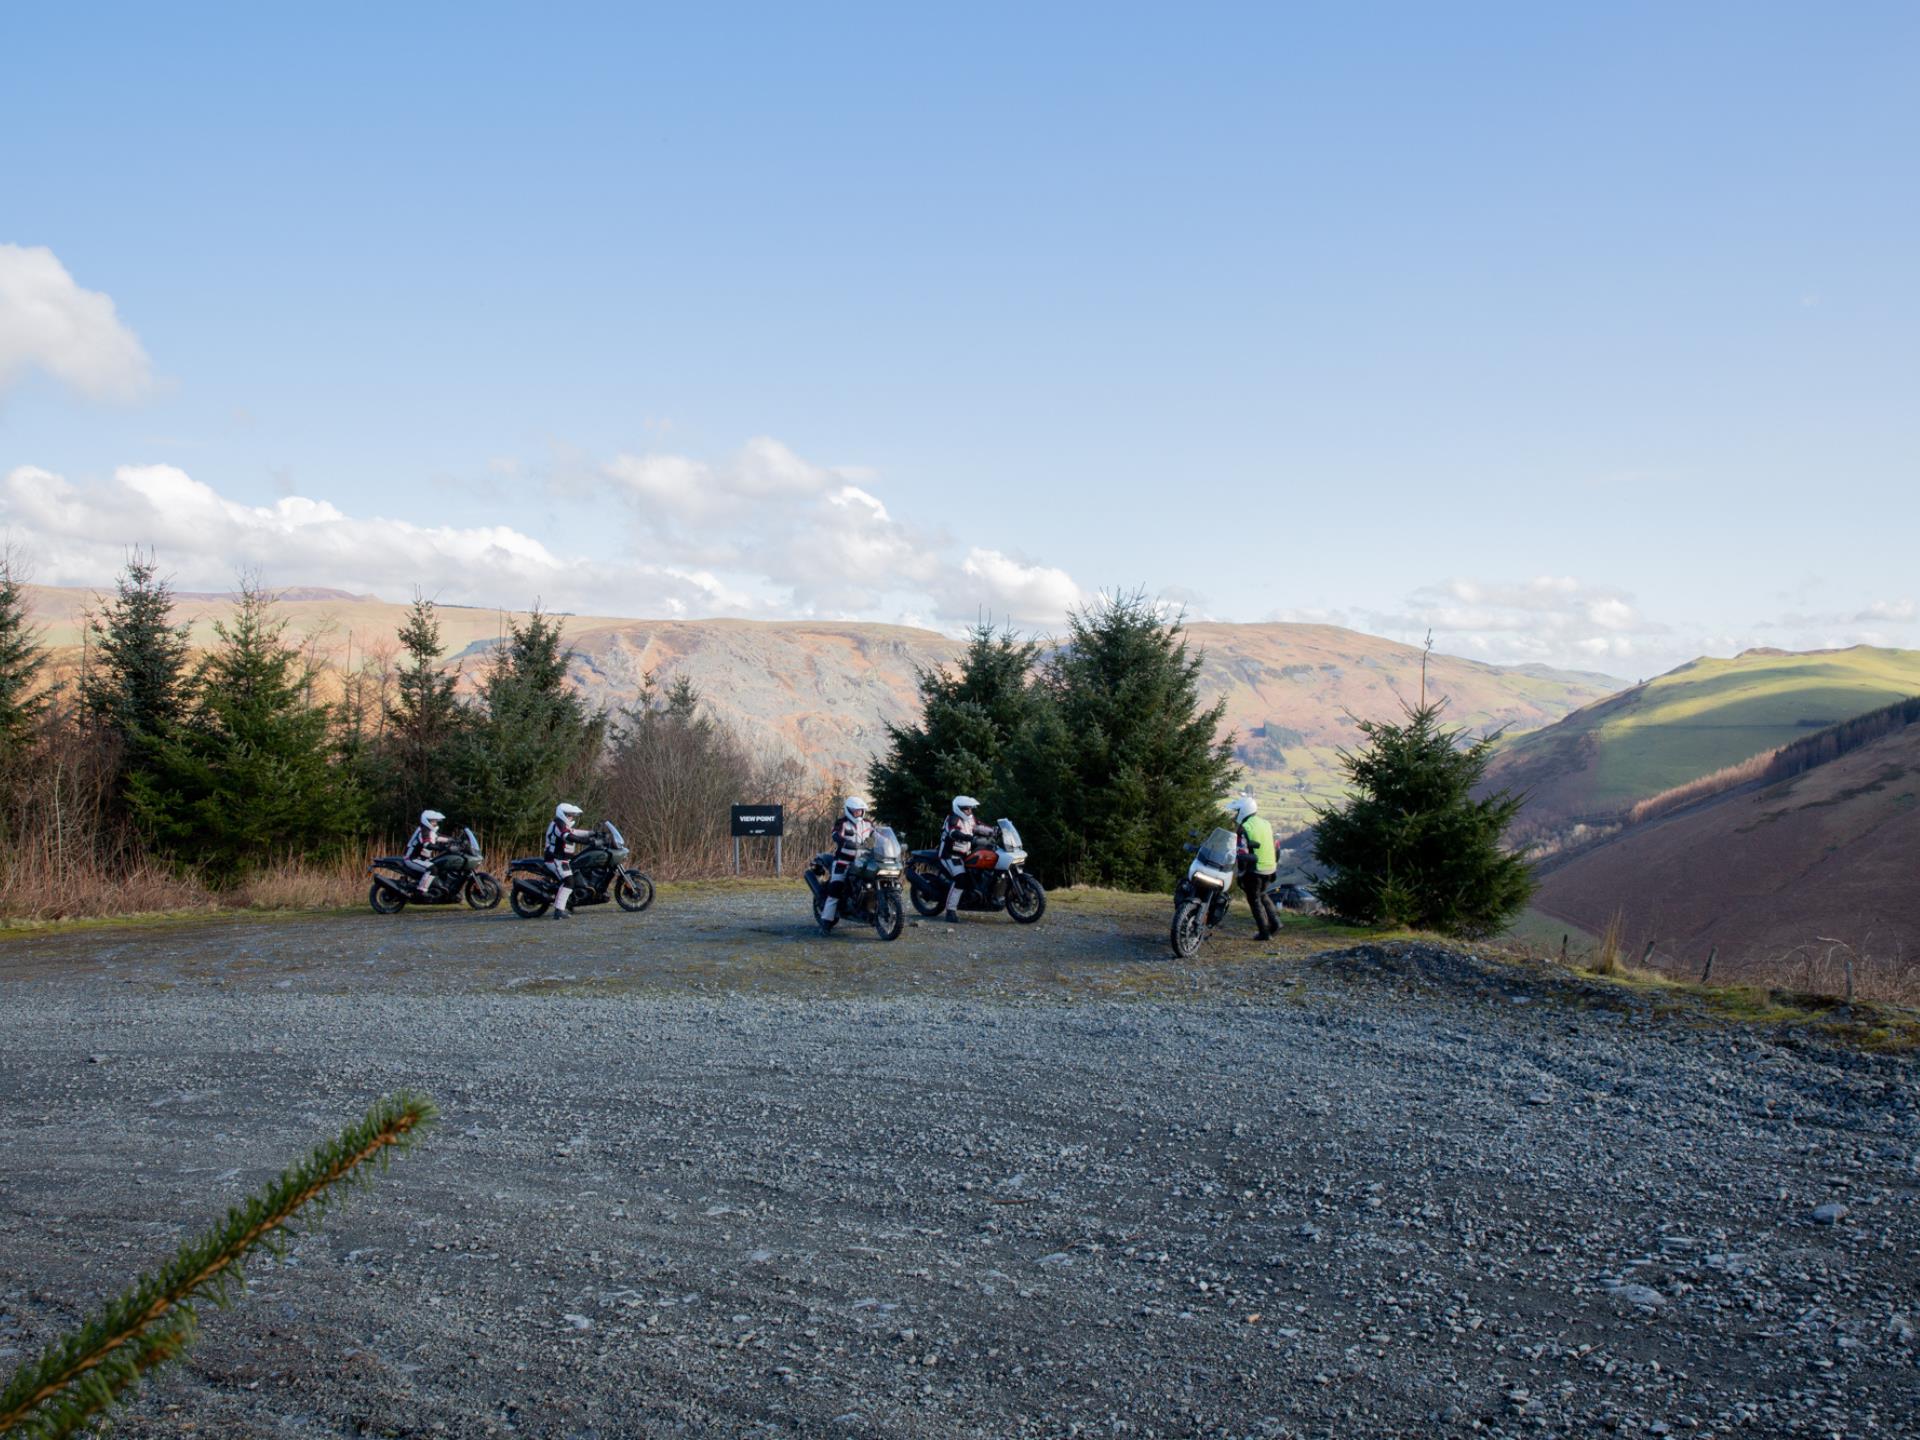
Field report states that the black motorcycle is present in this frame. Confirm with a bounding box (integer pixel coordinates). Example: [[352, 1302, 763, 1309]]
[[804, 825, 906, 941], [508, 822, 655, 919], [368, 828, 502, 914], [904, 819, 1046, 923]]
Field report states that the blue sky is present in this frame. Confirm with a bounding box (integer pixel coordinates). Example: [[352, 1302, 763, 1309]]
[[2, 1, 1915, 675]]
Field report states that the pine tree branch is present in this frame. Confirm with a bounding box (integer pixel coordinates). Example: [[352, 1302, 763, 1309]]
[[0, 1093, 435, 1438]]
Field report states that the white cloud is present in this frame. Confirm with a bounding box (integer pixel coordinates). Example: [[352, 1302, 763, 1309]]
[[957, 549, 1085, 624], [1739, 596, 1920, 660], [1354, 576, 1667, 671], [0, 244, 152, 400], [1857, 598, 1916, 624], [0, 463, 725, 617], [595, 439, 1084, 627], [3, 441, 1091, 632], [1357, 576, 1920, 676], [603, 437, 843, 527]]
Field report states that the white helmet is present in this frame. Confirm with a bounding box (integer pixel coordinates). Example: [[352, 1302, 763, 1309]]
[[1225, 795, 1257, 823], [842, 795, 870, 822], [951, 795, 980, 817], [555, 802, 583, 825], [419, 809, 445, 828]]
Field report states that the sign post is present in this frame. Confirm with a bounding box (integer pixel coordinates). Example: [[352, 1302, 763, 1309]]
[[729, 804, 786, 876]]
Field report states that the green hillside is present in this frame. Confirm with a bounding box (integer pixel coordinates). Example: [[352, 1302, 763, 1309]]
[[1485, 645, 1920, 830]]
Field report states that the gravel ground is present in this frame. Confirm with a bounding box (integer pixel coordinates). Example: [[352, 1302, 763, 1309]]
[[1, 887, 1916, 1438]]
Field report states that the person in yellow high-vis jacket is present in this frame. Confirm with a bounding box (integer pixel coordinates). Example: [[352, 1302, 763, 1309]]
[[1226, 794, 1282, 939]]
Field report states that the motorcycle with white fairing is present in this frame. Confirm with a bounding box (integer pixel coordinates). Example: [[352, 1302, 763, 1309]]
[[1170, 827, 1237, 958]]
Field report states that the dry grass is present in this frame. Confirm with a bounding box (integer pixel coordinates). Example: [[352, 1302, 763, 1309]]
[[1520, 906, 1920, 1012], [0, 830, 209, 922], [0, 728, 211, 921], [1693, 943, 1920, 1009], [227, 853, 370, 911], [1586, 909, 1628, 977]]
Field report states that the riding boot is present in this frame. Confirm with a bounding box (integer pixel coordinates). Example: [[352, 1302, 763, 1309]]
[[821, 897, 838, 922], [554, 885, 573, 916]]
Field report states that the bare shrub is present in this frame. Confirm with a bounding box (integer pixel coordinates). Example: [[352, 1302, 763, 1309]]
[[1720, 936, 1920, 1007], [599, 675, 840, 879], [0, 715, 208, 920]]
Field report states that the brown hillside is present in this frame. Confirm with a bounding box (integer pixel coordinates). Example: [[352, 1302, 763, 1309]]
[[1183, 623, 1620, 824], [21, 587, 1615, 827], [1533, 721, 1920, 966]]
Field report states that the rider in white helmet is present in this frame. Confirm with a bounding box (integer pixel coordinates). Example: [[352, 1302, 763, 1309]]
[[939, 795, 996, 923], [544, 802, 591, 919], [1226, 791, 1281, 939], [403, 809, 447, 895], [820, 795, 872, 924]]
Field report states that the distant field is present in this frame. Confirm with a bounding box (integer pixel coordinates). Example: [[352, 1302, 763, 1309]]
[[1487, 646, 1920, 833]]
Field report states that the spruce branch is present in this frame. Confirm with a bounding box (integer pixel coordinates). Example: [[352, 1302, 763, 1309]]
[[0, 1092, 435, 1439]]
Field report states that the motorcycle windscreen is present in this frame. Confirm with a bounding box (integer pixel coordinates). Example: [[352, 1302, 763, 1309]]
[[601, 822, 625, 851], [870, 826, 901, 863], [1197, 828, 1238, 872], [462, 827, 482, 858], [996, 819, 1022, 850]]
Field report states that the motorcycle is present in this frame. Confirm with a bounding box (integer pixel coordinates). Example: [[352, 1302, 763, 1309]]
[[368, 828, 502, 913], [804, 825, 906, 941], [1170, 826, 1238, 958], [508, 822, 656, 919], [905, 819, 1046, 923]]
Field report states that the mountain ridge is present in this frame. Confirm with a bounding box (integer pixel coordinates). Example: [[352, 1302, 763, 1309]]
[[20, 583, 1619, 829]]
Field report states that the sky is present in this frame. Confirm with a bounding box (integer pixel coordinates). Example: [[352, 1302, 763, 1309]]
[[1, 1, 1915, 678]]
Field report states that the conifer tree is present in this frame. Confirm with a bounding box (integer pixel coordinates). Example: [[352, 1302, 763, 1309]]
[[0, 549, 48, 766], [447, 607, 602, 846], [1034, 591, 1238, 889], [373, 593, 466, 833], [1311, 702, 1534, 937], [128, 580, 364, 883], [868, 624, 1045, 850], [80, 552, 190, 749]]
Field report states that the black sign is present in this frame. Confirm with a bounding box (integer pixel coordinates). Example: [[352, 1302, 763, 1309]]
[[730, 804, 785, 838]]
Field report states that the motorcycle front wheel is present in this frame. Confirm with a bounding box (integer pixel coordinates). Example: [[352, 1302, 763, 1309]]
[[368, 880, 407, 915], [510, 885, 551, 919], [614, 870, 655, 912], [1006, 874, 1047, 924], [908, 877, 945, 918], [873, 886, 904, 941], [1171, 897, 1206, 959], [465, 873, 503, 910]]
